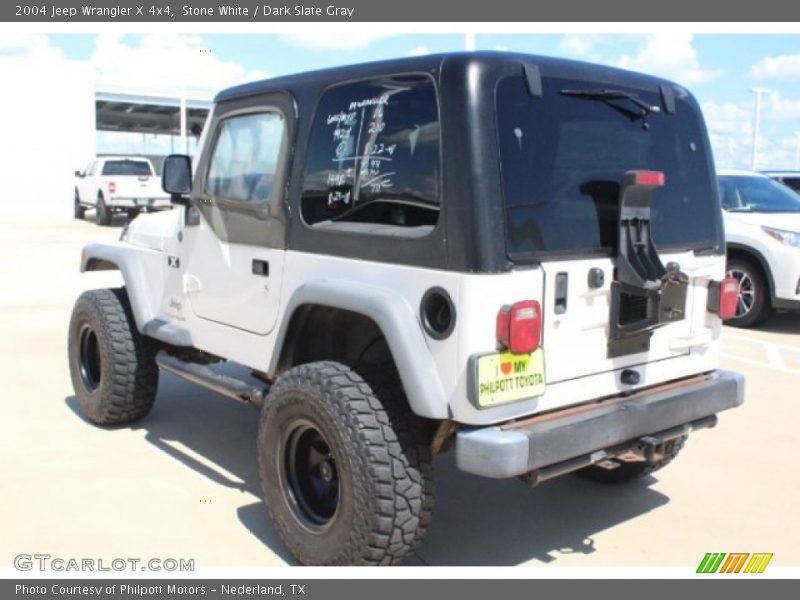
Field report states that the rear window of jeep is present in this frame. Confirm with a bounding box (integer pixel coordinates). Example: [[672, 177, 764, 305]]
[[301, 74, 440, 237], [497, 75, 718, 258]]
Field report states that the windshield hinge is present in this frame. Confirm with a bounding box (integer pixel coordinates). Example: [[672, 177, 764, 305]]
[[522, 63, 542, 98], [660, 84, 676, 114]]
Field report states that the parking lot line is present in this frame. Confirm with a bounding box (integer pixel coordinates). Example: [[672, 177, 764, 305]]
[[724, 331, 800, 354], [721, 352, 797, 375], [722, 329, 800, 374], [763, 343, 788, 370]]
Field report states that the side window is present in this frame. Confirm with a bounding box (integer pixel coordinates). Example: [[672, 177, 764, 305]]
[[86, 161, 96, 176], [205, 111, 286, 205], [301, 74, 440, 236]]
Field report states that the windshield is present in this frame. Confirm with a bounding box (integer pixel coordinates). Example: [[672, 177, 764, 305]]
[[497, 75, 719, 258], [102, 160, 153, 176], [719, 175, 800, 213]]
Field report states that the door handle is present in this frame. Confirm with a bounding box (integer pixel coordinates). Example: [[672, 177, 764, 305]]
[[252, 259, 269, 276]]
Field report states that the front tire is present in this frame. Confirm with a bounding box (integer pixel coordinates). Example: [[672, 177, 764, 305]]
[[258, 362, 433, 565], [68, 288, 159, 425], [725, 257, 771, 327]]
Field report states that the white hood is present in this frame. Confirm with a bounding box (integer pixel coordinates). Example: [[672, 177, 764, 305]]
[[122, 209, 181, 251], [724, 211, 800, 233]]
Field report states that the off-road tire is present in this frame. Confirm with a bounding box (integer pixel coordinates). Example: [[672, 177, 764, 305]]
[[725, 257, 771, 328], [74, 189, 85, 220], [68, 288, 159, 425], [257, 361, 434, 565], [575, 436, 687, 483], [96, 194, 112, 226]]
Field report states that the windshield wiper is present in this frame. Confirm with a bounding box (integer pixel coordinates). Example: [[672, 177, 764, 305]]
[[560, 88, 662, 118]]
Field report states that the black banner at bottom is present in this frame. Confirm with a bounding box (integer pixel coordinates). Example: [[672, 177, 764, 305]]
[[3, 579, 793, 600]]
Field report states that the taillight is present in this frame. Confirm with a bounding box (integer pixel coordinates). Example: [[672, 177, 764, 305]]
[[719, 277, 739, 320], [496, 300, 542, 354], [108, 181, 116, 194]]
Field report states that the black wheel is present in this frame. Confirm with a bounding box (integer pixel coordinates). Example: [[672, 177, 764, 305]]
[[575, 436, 687, 483], [258, 362, 434, 565], [74, 189, 85, 220], [68, 288, 159, 425], [725, 257, 771, 327], [96, 194, 112, 226]]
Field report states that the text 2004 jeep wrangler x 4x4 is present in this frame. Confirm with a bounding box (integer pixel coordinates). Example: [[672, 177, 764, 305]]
[[68, 52, 744, 565]]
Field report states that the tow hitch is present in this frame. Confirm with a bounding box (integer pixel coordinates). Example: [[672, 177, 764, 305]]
[[517, 414, 717, 486]]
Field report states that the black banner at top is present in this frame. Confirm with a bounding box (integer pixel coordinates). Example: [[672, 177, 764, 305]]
[[2, 0, 799, 22]]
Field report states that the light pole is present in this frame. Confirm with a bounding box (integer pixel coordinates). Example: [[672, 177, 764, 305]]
[[749, 87, 770, 170], [180, 87, 188, 155]]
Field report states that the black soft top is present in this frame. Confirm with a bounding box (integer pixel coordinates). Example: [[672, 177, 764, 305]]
[[215, 51, 680, 105], [205, 52, 712, 273]]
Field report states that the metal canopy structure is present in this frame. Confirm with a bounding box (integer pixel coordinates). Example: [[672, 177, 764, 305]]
[[95, 90, 212, 137]]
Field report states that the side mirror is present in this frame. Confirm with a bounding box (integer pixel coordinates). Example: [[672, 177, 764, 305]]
[[162, 154, 192, 204], [74, 170, 83, 178]]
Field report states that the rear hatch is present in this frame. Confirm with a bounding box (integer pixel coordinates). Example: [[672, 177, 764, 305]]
[[496, 71, 724, 385]]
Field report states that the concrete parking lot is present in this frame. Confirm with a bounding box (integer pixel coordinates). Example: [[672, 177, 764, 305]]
[[1, 215, 798, 568]]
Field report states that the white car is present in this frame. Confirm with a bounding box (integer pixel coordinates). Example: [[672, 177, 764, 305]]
[[719, 168, 800, 326], [761, 170, 800, 194], [74, 156, 171, 225]]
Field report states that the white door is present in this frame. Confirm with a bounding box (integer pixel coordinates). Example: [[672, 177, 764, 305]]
[[182, 223, 284, 335], [77, 160, 96, 203], [183, 108, 289, 336]]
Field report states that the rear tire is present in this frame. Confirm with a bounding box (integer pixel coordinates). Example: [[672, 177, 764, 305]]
[[257, 361, 433, 565], [68, 288, 159, 425], [725, 257, 771, 327], [74, 189, 85, 220], [96, 194, 112, 226], [575, 436, 687, 483]]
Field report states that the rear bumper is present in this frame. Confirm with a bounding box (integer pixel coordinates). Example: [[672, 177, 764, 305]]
[[455, 369, 744, 478]]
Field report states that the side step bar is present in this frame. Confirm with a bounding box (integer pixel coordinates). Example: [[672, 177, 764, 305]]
[[156, 351, 268, 407]]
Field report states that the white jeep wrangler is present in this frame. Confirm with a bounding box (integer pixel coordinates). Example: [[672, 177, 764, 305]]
[[68, 52, 745, 566]]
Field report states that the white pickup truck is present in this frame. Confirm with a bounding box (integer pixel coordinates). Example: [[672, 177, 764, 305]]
[[74, 156, 171, 225]]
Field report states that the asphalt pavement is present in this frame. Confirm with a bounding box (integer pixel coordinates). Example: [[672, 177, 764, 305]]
[[1, 215, 798, 569]]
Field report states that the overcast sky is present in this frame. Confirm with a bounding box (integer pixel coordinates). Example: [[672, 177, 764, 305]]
[[2, 33, 799, 169]]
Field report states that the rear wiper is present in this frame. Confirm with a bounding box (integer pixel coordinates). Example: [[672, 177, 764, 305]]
[[560, 88, 661, 118]]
